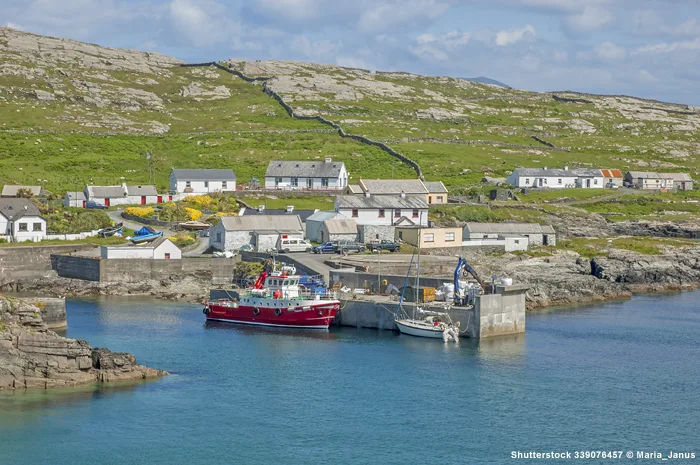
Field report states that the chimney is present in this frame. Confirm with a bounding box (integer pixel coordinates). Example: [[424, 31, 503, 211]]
[[257, 205, 265, 212], [365, 191, 371, 198], [543, 166, 548, 170], [24, 205, 28, 210], [286, 205, 294, 213], [564, 166, 569, 171], [324, 157, 332, 163], [400, 191, 406, 199]]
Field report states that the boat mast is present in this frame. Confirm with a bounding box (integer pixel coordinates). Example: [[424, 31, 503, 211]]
[[413, 212, 422, 320]]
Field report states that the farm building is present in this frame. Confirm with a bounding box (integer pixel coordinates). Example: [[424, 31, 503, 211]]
[[624, 172, 675, 190]]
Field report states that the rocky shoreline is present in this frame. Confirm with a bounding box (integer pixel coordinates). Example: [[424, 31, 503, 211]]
[[0, 296, 168, 390]]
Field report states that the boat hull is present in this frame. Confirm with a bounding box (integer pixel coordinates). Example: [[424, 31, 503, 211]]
[[130, 233, 163, 243], [395, 319, 446, 338], [206, 299, 340, 329]]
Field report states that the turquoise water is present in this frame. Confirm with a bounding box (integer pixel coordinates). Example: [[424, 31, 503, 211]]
[[1, 292, 699, 464]]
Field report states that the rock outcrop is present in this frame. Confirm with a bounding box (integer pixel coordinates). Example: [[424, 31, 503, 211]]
[[0, 296, 167, 390]]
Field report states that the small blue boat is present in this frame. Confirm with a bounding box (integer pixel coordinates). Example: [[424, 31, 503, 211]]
[[128, 226, 163, 244]]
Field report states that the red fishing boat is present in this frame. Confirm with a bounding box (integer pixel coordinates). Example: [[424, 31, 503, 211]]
[[203, 267, 341, 329]]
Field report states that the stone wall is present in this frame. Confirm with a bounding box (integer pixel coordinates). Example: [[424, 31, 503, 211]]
[[50, 254, 101, 281], [359, 225, 395, 243], [0, 244, 95, 284]]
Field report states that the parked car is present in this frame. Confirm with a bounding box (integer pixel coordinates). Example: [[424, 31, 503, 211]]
[[337, 240, 366, 254], [367, 240, 401, 252], [86, 201, 107, 209], [278, 238, 312, 253], [312, 241, 339, 254]]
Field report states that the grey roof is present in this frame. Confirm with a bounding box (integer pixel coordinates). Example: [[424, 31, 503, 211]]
[[666, 173, 693, 182], [464, 222, 555, 234], [323, 218, 358, 235], [241, 208, 318, 222], [265, 159, 345, 178], [1, 185, 42, 197], [171, 169, 236, 181], [359, 179, 427, 194], [87, 185, 126, 198], [127, 185, 158, 196], [104, 237, 172, 250], [336, 195, 429, 209], [219, 215, 303, 232], [423, 181, 448, 193], [0, 198, 43, 221], [511, 168, 577, 177], [570, 168, 603, 177], [306, 211, 340, 222], [65, 191, 86, 201], [626, 171, 674, 179], [347, 184, 363, 194]]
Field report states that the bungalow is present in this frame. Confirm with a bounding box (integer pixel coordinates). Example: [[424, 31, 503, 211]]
[[395, 227, 462, 249], [209, 215, 304, 252], [84, 184, 162, 206], [624, 172, 674, 190], [0, 198, 46, 242], [319, 218, 358, 243], [355, 179, 449, 204], [1, 185, 42, 198], [667, 173, 693, 191], [264, 157, 348, 191], [169, 168, 236, 195], [126, 185, 160, 205], [63, 191, 86, 208], [463, 223, 556, 246], [506, 167, 578, 189], [305, 211, 343, 242], [334, 195, 429, 227], [100, 237, 181, 260]]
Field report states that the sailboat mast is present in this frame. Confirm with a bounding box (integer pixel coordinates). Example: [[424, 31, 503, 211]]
[[413, 212, 422, 320]]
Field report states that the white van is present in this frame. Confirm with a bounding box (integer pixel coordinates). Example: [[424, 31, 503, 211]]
[[277, 238, 312, 253]]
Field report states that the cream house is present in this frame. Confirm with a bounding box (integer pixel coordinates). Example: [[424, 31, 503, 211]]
[[395, 227, 462, 249]]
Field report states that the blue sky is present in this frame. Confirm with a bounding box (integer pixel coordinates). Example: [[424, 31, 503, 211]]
[[3, 0, 700, 104]]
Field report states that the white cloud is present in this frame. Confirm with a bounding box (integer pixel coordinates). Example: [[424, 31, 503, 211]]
[[634, 37, 700, 54], [409, 30, 471, 61], [563, 5, 614, 34], [495, 24, 535, 46], [359, 0, 449, 33], [5, 22, 24, 30], [595, 41, 625, 61], [290, 36, 339, 61], [552, 50, 568, 62]]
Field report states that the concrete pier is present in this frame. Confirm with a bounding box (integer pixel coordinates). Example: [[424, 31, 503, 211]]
[[21, 297, 67, 330]]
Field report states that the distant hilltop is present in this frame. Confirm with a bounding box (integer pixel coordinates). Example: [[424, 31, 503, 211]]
[[460, 76, 511, 88]]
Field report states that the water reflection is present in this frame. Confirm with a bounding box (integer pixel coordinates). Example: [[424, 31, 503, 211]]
[[204, 320, 338, 341]]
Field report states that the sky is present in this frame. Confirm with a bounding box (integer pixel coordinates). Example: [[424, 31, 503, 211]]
[[3, 0, 700, 104]]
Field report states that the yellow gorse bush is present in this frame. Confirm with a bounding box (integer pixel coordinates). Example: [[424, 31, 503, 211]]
[[187, 195, 213, 208], [185, 207, 203, 221], [124, 207, 154, 218]]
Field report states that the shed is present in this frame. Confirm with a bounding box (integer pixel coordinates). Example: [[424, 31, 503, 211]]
[[463, 223, 555, 246], [319, 218, 358, 243], [63, 191, 87, 208], [209, 214, 304, 252], [305, 211, 341, 242], [100, 238, 181, 259]]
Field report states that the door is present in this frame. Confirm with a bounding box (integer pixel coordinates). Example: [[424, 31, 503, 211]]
[[105, 198, 110, 207], [586, 179, 590, 188], [543, 235, 549, 246], [82, 201, 86, 208], [141, 196, 146, 205], [164, 253, 171, 260], [168, 195, 173, 202], [157, 196, 162, 204], [538, 179, 543, 187]]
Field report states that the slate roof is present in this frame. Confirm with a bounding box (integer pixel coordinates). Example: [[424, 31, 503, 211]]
[[219, 215, 303, 232], [241, 208, 318, 222], [570, 168, 603, 177], [423, 181, 448, 193], [346, 185, 363, 194], [464, 222, 555, 234], [87, 185, 126, 198], [306, 211, 341, 223], [170, 169, 236, 181], [323, 218, 358, 235], [1, 185, 42, 197], [359, 179, 427, 194], [626, 171, 674, 179], [511, 168, 575, 177], [265, 160, 345, 178], [126, 185, 158, 196], [666, 173, 693, 182], [65, 191, 86, 201], [0, 198, 43, 221], [336, 195, 429, 209], [105, 237, 172, 250]]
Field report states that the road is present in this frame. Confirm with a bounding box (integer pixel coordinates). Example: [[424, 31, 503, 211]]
[[107, 210, 175, 237], [183, 236, 211, 257]]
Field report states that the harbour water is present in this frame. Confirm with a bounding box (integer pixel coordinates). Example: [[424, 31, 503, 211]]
[[1, 291, 699, 464]]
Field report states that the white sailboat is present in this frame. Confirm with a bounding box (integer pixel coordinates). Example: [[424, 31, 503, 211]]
[[395, 215, 460, 342]]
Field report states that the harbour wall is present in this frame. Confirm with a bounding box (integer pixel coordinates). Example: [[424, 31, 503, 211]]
[[330, 270, 451, 292], [21, 297, 67, 330], [0, 245, 95, 283]]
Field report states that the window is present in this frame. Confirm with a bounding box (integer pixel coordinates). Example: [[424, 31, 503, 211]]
[[321, 178, 329, 187], [352, 209, 358, 218], [164, 253, 171, 260], [185, 181, 191, 188], [436, 196, 444, 203], [395, 209, 401, 218], [222, 181, 227, 189], [307, 178, 313, 188], [558, 178, 562, 185], [428, 196, 432, 204], [18, 223, 27, 232], [445, 232, 455, 242], [544, 179, 548, 184], [412, 209, 419, 218], [291, 177, 298, 187], [525, 178, 530, 184], [594, 179, 598, 185], [423, 233, 434, 243], [204, 181, 209, 188], [276, 177, 282, 186], [398, 231, 403, 240], [33, 223, 42, 232], [216, 232, 222, 242], [378, 209, 385, 218]]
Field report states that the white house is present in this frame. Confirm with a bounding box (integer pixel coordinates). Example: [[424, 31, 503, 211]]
[[84, 184, 162, 207], [209, 215, 305, 252], [63, 191, 86, 208], [84, 185, 128, 207], [126, 185, 161, 204], [170, 169, 236, 195], [100, 237, 181, 259], [0, 198, 47, 242], [264, 158, 348, 190], [334, 195, 429, 227], [507, 167, 578, 188], [573, 169, 605, 189]]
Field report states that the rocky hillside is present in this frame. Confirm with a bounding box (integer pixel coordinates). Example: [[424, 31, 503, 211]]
[[0, 296, 167, 390], [1, 27, 699, 192]]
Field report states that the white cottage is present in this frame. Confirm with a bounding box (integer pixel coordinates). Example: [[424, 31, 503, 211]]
[[0, 198, 46, 242], [84, 185, 129, 207], [507, 167, 578, 188], [169, 169, 237, 195], [100, 237, 181, 259], [334, 195, 429, 227], [63, 191, 86, 208], [572, 169, 605, 189], [264, 158, 348, 191]]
